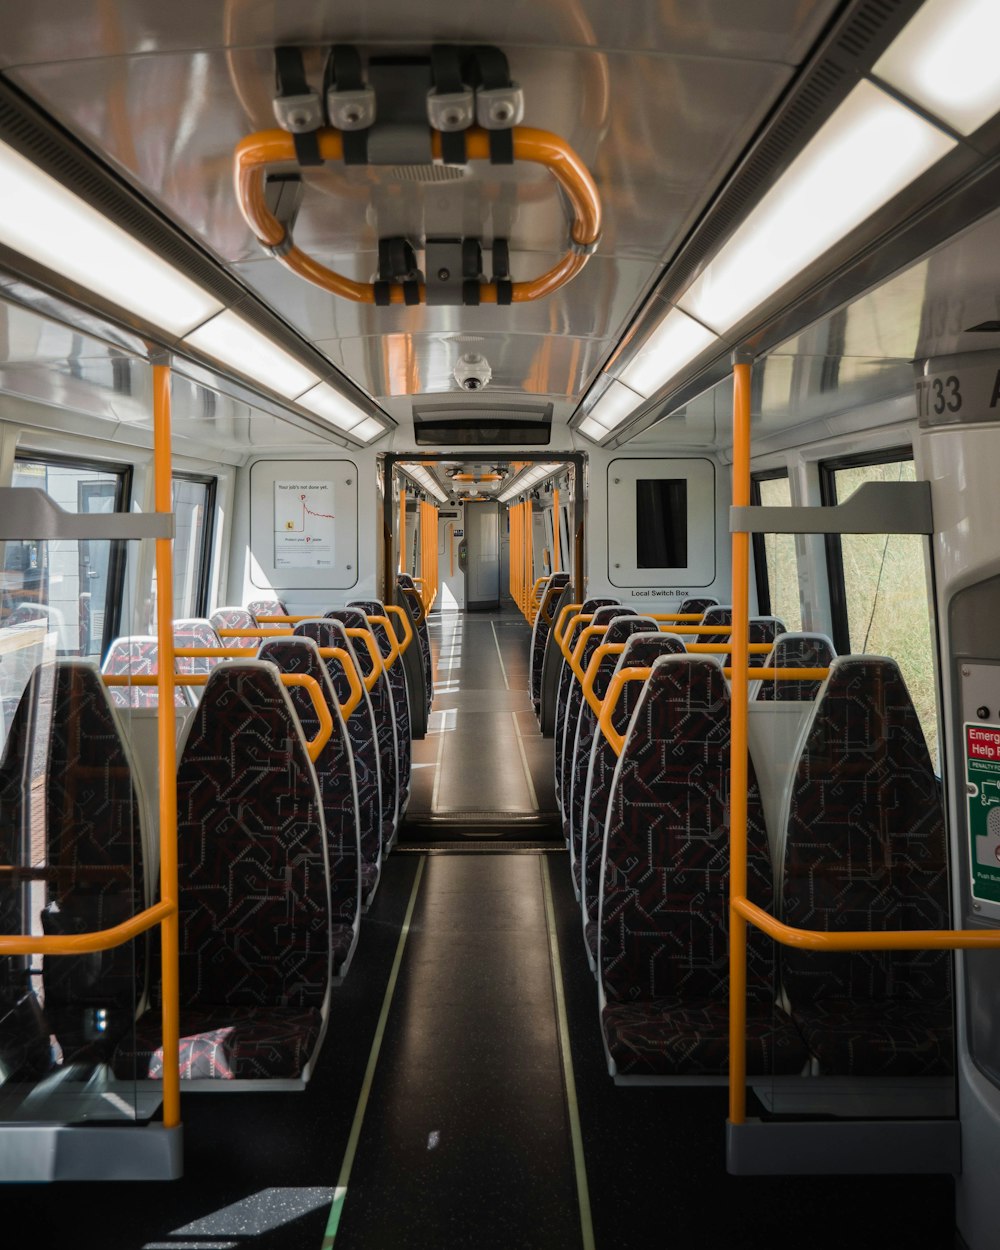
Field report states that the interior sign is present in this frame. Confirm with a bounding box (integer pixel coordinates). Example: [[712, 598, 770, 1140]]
[[965, 723, 1000, 904]]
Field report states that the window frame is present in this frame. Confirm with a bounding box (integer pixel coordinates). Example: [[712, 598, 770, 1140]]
[[750, 467, 791, 618], [171, 472, 217, 619], [819, 445, 914, 656], [12, 451, 132, 658]]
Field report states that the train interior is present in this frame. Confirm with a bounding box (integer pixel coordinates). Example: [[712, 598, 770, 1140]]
[[2, 2, 1000, 1248]]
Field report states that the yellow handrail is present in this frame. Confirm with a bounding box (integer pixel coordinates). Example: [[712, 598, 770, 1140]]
[[345, 626, 384, 691], [103, 672, 333, 761], [553, 602, 583, 650], [580, 642, 625, 717], [316, 646, 364, 721], [596, 666, 652, 757], [217, 627, 292, 638], [384, 603, 414, 654], [365, 614, 401, 670], [570, 623, 608, 682], [721, 666, 829, 681], [558, 612, 594, 662], [647, 613, 707, 622], [0, 899, 174, 956]]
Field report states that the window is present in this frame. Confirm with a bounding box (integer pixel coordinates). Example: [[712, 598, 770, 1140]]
[[171, 475, 215, 618], [636, 478, 688, 568], [751, 470, 802, 631], [9, 455, 131, 657], [821, 451, 938, 763]]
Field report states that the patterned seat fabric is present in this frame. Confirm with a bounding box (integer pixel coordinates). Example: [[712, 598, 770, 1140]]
[[530, 573, 571, 714], [258, 637, 361, 981], [554, 598, 618, 815], [349, 599, 412, 814], [559, 605, 631, 826], [247, 599, 288, 620], [210, 606, 262, 653], [295, 619, 383, 905], [700, 606, 732, 627], [754, 632, 836, 701], [679, 597, 718, 615], [396, 574, 433, 718], [580, 633, 687, 968], [0, 661, 147, 1068], [599, 655, 807, 1078], [747, 616, 787, 668], [781, 657, 953, 1076], [102, 636, 189, 708], [115, 662, 331, 1082], [327, 609, 399, 853], [567, 615, 652, 893]]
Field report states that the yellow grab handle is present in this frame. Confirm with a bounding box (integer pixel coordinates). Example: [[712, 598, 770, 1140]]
[[722, 667, 829, 681], [570, 623, 607, 680], [580, 643, 625, 718], [316, 646, 364, 720], [346, 627, 383, 691], [365, 614, 401, 669], [596, 666, 652, 757], [217, 627, 292, 638], [384, 603, 414, 654], [280, 673, 333, 762], [558, 613, 594, 663], [552, 602, 583, 651]]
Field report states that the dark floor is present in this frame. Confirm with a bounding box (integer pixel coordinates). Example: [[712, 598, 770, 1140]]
[[3, 601, 959, 1249]]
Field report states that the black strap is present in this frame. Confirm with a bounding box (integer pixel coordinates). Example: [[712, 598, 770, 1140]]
[[463, 280, 481, 306], [431, 44, 468, 166], [274, 46, 322, 166], [468, 45, 514, 165], [403, 281, 421, 306], [492, 237, 512, 304], [326, 45, 369, 165], [374, 281, 392, 307]]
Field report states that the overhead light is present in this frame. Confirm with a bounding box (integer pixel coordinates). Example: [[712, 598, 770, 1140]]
[[353, 416, 388, 443], [183, 310, 319, 398], [577, 379, 644, 440], [297, 382, 364, 431], [577, 416, 610, 442], [403, 465, 447, 503], [873, 0, 1000, 136], [618, 307, 718, 398], [678, 80, 955, 334], [498, 462, 562, 503], [0, 139, 223, 337]]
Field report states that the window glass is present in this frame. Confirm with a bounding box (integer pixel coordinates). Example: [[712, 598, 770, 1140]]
[[172, 477, 213, 618], [754, 473, 802, 631], [9, 458, 127, 657], [827, 456, 938, 764]]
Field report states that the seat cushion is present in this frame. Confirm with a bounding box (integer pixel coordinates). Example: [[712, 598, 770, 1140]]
[[792, 997, 953, 1076]]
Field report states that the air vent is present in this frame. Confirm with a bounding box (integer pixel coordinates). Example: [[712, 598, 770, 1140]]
[[413, 402, 552, 446], [388, 165, 466, 183]]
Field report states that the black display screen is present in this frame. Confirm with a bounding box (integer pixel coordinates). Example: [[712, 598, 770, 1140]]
[[636, 478, 688, 568]]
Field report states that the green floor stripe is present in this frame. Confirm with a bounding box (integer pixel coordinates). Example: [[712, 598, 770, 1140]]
[[321, 855, 426, 1248], [541, 855, 596, 1250]]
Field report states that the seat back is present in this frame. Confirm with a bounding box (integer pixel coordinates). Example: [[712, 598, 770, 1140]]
[[175, 661, 331, 1013], [554, 598, 619, 810], [173, 618, 226, 703], [327, 607, 399, 851], [579, 632, 686, 960], [247, 598, 288, 620], [700, 605, 732, 627], [257, 636, 361, 976], [748, 616, 787, 667], [567, 615, 657, 891], [679, 597, 718, 615], [753, 632, 836, 701], [539, 581, 577, 735], [102, 636, 190, 708], [599, 655, 775, 1007], [294, 618, 383, 902], [1, 660, 148, 1064], [559, 604, 631, 820], [396, 573, 432, 720], [349, 598, 412, 812], [210, 606, 262, 652], [530, 572, 571, 714], [780, 657, 951, 1067]]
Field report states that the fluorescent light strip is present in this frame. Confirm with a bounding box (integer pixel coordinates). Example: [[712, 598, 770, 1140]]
[[874, 0, 1000, 136], [184, 310, 319, 399], [297, 382, 364, 432], [0, 140, 223, 337], [619, 307, 718, 399], [353, 416, 387, 444], [577, 379, 644, 442], [404, 466, 447, 503], [577, 416, 609, 442], [498, 463, 562, 503], [679, 80, 955, 334]]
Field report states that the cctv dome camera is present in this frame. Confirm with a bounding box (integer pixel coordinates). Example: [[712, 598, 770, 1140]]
[[454, 353, 492, 392]]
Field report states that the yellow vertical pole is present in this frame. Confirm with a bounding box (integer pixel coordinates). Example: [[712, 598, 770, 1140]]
[[552, 487, 561, 572], [398, 486, 407, 574], [510, 504, 519, 609], [729, 350, 753, 1127], [152, 362, 180, 1131], [525, 500, 534, 620]]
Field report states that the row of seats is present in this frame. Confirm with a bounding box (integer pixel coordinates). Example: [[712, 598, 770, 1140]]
[[529, 580, 951, 1085], [0, 575, 427, 1087]]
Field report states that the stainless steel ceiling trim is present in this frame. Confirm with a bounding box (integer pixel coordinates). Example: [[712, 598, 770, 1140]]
[[0, 72, 396, 443]]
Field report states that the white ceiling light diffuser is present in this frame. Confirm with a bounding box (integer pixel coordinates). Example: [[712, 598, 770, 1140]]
[[352, 416, 388, 444], [576, 379, 644, 442], [403, 465, 447, 504], [0, 139, 223, 338], [618, 307, 718, 398], [873, 0, 1000, 136], [183, 310, 319, 399], [296, 382, 364, 432], [498, 463, 563, 503], [679, 80, 955, 335]]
